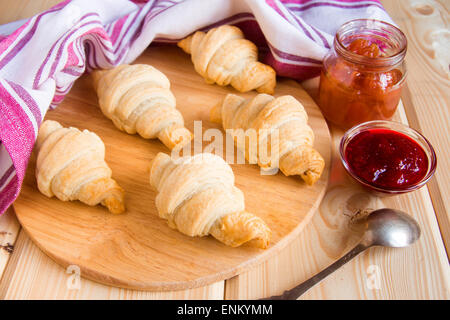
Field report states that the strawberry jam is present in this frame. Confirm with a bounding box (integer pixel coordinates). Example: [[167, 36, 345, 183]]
[[344, 129, 428, 189]]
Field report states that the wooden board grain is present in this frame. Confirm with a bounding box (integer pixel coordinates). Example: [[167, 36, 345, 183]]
[[0, 230, 225, 299], [12, 46, 331, 291]]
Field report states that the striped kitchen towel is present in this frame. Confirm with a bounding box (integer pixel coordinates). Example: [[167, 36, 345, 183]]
[[0, 0, 393, 214]]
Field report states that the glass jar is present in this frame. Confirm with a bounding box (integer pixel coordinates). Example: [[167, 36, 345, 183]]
[[318, 19, 407, 129]]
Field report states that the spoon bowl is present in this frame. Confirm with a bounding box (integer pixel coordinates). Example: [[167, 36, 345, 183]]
[[363, 208, 421, 248]]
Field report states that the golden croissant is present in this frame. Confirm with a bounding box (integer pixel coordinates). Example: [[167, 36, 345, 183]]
[[210, 94, 325, 185], [178, 25, 276, 94], [92, 64, 192, 150], [149, 152, 271, 248], [35, 120, 125, 214]]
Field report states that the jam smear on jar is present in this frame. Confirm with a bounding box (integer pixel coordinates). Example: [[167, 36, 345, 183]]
[[319, 36, 405, 129], [345, 129, 428, 189]]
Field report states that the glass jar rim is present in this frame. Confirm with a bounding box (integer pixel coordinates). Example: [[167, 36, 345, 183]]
[[334, 19, 407, 68]]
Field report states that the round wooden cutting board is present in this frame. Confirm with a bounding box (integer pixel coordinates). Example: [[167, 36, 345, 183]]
[[13, 46, 331, 291]]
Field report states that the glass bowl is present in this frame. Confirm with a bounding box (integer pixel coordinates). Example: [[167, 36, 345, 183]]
[[339, 120, 437, 195]]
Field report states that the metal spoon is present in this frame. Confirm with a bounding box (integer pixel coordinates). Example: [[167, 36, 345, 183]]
[[263, 208, 421, 300]]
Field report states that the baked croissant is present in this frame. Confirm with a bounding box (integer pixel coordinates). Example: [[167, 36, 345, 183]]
[[35, 120, 125, 214], [178, 25, 276, 94], [92, 64, 192, 150], [149, 152, 271, 248], [210, 94, 325, 185]]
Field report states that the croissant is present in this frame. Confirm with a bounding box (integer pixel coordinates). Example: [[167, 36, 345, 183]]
[[149, 152, 271, 248], [178, 25, 276, 94], [35, 120, 125, 214], [92, 64, 192, 150], [210, 94, 325, 185]]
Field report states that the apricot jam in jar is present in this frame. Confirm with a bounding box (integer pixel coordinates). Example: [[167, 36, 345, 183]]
[[318, 19, 407, 129]]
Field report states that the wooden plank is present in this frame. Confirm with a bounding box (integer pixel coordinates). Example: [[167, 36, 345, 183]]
[[381, 0, 450, 255], [0, 208, 20, 281], [225, 102, 450, 299], [0, 230, 224, 299], [0, 0, 62, 25]]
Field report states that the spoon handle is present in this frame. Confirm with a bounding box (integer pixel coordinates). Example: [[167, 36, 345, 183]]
[[262, 243, 369, 300]]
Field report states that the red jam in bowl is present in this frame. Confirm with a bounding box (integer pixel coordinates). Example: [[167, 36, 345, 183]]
[[344, 129, 428, 190]]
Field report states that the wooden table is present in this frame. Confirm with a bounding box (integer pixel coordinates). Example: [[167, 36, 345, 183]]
[[0, 0, 448, 300]]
